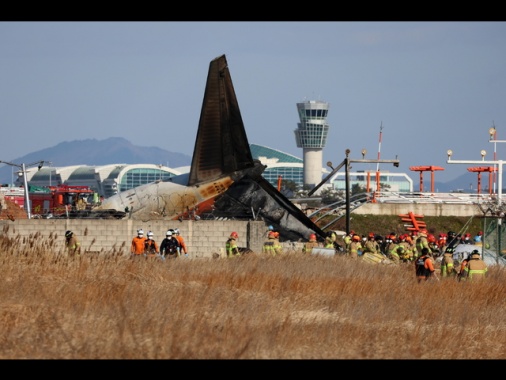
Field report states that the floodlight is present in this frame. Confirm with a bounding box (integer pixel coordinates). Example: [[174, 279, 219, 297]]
[[489, 127, 496, 139]]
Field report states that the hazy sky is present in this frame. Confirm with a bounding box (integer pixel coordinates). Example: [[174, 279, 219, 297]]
[[1, 21, 505, 182]]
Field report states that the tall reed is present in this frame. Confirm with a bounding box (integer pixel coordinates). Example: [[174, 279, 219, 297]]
[[0, 234, 504, 359]]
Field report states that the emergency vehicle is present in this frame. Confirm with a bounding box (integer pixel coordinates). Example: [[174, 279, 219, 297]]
[[2, 185, 95, 217], [29, 185, 95, 217]]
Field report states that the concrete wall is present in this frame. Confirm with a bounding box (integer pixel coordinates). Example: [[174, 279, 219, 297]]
[[0, 219, 268, 259], [353, 202, 481, 217], [0, 203, 480, 258]]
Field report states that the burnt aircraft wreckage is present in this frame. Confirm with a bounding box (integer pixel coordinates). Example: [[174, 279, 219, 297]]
[[95, 54, 325, 241]]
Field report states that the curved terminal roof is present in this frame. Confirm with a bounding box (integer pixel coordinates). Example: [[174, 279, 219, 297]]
[[21, 164, 181, 198], [19, 144, 412, 197]]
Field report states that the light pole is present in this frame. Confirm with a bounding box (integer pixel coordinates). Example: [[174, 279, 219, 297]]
[[345, 150, 350, 235], [488, 124, 506, 195], [308, 149, 400, 235], [446, 149, 502, 205], [0, 160, 48, 219], [447, 149, 504, 258], [489, 125, 497, 194], [48, 161, 53, 187]]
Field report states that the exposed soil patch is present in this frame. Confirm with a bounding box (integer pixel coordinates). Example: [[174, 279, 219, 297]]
[[0, 197, 27, 220]]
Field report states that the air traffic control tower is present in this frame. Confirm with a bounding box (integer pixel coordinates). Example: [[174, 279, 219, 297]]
[[294, 100, 330, 192]]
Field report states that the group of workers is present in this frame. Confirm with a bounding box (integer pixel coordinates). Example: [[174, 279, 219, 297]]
[[301, 228, 488, 282], [130, 228, 188, 260], [62, 228, 189, 260], [225, 225, 283, 258], [64, 225, 489, 282]]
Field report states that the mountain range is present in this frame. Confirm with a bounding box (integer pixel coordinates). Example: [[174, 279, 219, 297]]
[[0, 137, 191, 185], [0, 137, 478, 193]]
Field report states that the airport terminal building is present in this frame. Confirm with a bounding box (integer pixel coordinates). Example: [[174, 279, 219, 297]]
[[19, 144, 413, 197], [20, 164, 183, 198]]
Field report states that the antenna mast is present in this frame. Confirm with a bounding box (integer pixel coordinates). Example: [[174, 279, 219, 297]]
[[376, 122, 383, 172], [375, 123, 383, 193]]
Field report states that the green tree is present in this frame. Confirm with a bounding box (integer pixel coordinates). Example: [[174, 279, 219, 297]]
[[280, 179, 298, 197], [351, 183, 367, 196], [320, 187, 344, 204]]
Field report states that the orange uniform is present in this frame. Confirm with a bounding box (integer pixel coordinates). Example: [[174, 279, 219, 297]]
[[131, 229, 147, 255], [144, 231, 159, 257], [174, 228, 188, 256], [415, 248, 435, 282]]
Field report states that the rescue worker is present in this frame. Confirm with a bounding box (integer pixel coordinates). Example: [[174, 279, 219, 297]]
[[328, 230, 344, 252], [398, 234, 412, 262], [160, 230, 180, 259], [473, 231, 483, 245], [324, 231, 335, 249], [440, 246, 455, 278], [263, 230, 282, 256], [362, 232, 379, 255], [463, 249, 488, 281], [446, 231, 459, 250], [437, 233, 447, 252], [348, 234, 362, 259], [264, 225, 274, 237], [173, 228, 189, 257], [427, 233, 440, 257], [76, 197, 86, 211], [410, 230, 419, 244], [404, 234, 416, 261], [343, 230, 355, 252], [375, 235, 386, 256], [302, 233, 319, 254], [387, 234, 403, 264], [65, 230, 81, 256], [461, 233, 472, 245], [131, 229, 147, 257], [226, 231, 240, 258], [415, 229, 432, 258], [457, 253, 471, 282], [415, 247, 436, 283], [144, 231, 160, 258]]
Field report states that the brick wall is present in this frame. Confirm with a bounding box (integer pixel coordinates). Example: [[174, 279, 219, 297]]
[[0, 203, 478, 258], [0, 219, 268, 259]]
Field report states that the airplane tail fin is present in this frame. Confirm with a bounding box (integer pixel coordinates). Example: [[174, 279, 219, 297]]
[[188, 54, 255, 186], [188, 54, 326, 241]]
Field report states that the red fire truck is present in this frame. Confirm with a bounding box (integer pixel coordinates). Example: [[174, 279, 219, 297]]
[[28, 185, 95, 217], [2, 185, 125, 219]]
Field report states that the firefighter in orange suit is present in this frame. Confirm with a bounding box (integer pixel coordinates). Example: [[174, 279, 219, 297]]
[[144, 231, 159, 258], [174, 228, 188, 257], [131, 229, 147, 257], [415, 247, 435, 282]]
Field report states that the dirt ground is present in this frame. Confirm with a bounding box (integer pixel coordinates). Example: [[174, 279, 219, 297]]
[[0, 197, 27, 220]]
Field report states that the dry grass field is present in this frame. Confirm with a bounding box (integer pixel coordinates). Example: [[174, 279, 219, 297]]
[[1, 232, 505, 360]]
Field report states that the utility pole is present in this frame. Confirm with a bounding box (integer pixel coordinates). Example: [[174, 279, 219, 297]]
[[310, 149, 400, 235], [0, 160, 49, 219], [346, 151, 400, 235], [446, 148, 504, 260]]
